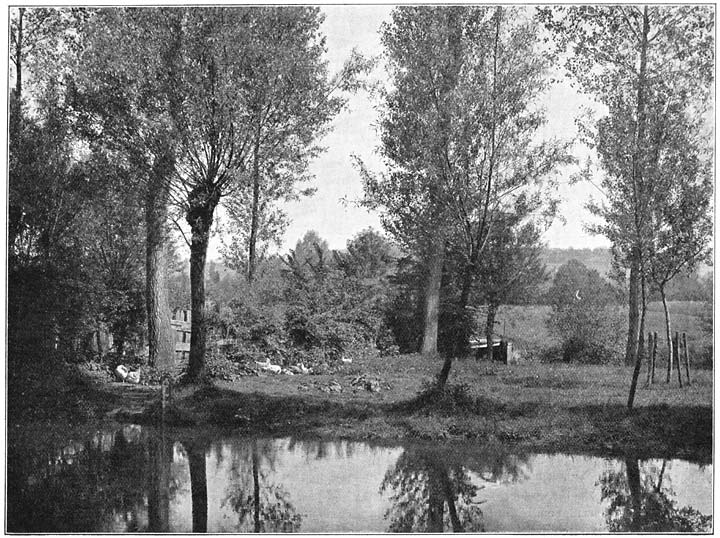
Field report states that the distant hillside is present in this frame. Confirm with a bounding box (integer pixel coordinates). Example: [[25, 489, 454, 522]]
[[540, 247, 712, 279], [541, 247, 613, 277]]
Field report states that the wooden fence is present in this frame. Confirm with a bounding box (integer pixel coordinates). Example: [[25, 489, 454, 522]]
[[171, 309, 191, 368]]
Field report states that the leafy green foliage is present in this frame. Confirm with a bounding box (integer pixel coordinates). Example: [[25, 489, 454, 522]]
[[282, 230, 398, 361], [546, 260, 625, 363]]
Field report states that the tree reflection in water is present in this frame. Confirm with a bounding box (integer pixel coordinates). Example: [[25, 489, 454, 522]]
[[147, 425, 173, 532], [598, 458, 712, 532], [221, 438, 302, 532], [380, 444, 527, 533], [7, 425, 149, 532]]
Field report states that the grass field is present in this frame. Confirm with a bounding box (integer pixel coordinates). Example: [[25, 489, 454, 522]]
[[494, 301, 712, 366], [13, 299, 712, 463], [101, 348, 712, 463]]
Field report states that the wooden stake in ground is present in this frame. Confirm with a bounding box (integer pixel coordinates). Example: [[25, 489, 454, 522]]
[[673, 332, 682, 388], [683, 332, 691, 384], [650, 331, 657, 384], [645, 331, 652, 386]]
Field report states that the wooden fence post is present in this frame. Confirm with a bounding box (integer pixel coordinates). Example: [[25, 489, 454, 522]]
[[645, 332, 652, 385], [682, 332, 690, 384], [673, 332, 682, 388]]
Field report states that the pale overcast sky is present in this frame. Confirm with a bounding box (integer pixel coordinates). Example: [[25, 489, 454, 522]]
[[212, 5, 611, 259]]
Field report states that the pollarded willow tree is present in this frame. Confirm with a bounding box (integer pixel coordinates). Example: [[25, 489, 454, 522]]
[[539, 6, 713, 407], [361, 6, 570, 385], [161, 7, 364, 381]]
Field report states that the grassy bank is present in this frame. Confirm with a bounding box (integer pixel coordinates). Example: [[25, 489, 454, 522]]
[[89, 352, 714, 463]]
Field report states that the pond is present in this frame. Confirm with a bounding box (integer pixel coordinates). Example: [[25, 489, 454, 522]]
[[7, 423, 712, 533]]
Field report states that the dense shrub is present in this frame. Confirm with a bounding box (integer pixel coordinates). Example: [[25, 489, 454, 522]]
[[207, 229, 400, 368], [546, 259, 625, 364]]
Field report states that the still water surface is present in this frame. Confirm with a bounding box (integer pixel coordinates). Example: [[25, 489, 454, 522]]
[[7, 423, 712, 533]]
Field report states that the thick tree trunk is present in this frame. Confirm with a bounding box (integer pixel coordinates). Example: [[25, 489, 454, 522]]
[[146, 149, 175, 370], [422, 237, 445, 356], [188, 444, 208, 533], [186, 188, 220, 383], [660, 286, 673, 383]]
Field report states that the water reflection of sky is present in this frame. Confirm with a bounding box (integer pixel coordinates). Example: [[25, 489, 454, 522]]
[[480, 455, 712, 532], [7, 426, 713, 533]]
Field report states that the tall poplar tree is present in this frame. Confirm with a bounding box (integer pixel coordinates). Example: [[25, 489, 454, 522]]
[[363, 7, 569, 378], [540, 6, 713, 407]]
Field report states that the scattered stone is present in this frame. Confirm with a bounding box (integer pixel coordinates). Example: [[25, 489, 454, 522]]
[[350, 374, 381, 392], [319, 381, 343, 393]]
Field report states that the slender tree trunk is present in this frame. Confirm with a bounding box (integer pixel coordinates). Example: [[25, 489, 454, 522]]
[[422, 237, 445, 356], [650, 331, 657, 383], [661, 286, 673, 383], [248, 139, 261, 283], [627, 273, 647, 409], [186, 188, 219, 383], [452, 10, 501, 359], [13, 8, 23, 101], [625, 257, 641, 366], [655, 459, 666, 493], [146, 147, 175, 370], [626, 7, 650, 367], [453, 260, 477, 358], [426, 468, 445, 533], [440, 468, 463, 532], [188, 443, 208, 533], [485, 303, 497, 362], [10, 8, 23, 150], [626, 458, 642, 533]]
